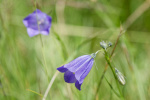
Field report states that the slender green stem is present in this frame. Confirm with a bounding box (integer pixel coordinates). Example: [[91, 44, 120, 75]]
[[52, 28, 68, 60], [42, 71, 59, 100], [95, 49, 103, 55], [94, 26, 125, 100], [39, 35, 49, 81], [104, 76, 120, 97], [34, 0, 49, 80], [27, 89, 43, 97], [104, 50, 123, 99]]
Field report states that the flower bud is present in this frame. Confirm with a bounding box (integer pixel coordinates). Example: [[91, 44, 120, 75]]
[[100, 41, 112, 50], [100, 41, 108, 50], [115, 68, 126, 85], [108, 42, 112, 47]]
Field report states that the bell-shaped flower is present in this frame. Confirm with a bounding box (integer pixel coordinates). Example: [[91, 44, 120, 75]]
[[57, 53, 96, 90], [23, 9, 52, 37]]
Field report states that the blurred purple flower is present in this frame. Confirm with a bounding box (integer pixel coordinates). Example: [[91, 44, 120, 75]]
[[57, 53, 96, 90], [23, 9, 52, 37]]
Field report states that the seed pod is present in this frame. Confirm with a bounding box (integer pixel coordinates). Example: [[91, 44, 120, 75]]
[[115, 68, 126, 85]]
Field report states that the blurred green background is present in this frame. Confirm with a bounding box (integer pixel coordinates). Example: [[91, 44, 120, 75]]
[[0, 0, 150, 100]]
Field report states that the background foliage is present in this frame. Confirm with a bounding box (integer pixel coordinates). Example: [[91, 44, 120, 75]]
[[0, 0, 150, 100]]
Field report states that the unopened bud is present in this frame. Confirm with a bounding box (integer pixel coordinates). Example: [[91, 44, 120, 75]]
[[115, 68, 126, 85], [100, 41, 108, 50], [108, 42, 112, 47], [100, 41, 112, 50]]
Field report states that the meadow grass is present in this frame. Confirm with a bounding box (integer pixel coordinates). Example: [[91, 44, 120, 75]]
[[0, 0, 150, 100]]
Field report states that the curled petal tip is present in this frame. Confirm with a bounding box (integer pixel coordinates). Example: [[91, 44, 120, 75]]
[[57, 66, 68, 73], [75, 81, 82, 90]]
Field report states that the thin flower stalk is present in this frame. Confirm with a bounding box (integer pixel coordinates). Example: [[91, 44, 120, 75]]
[[103, 50, 123, 99], [34, 3, 50, 80], [42, 71, 59, 100], [104, 76, 120, 97], [95, 26, 125, 100], [39, 35, 49, 80]]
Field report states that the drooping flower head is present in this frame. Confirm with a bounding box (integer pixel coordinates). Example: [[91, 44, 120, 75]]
[[57, 53, 97, 90], [23, 9, 52, 37]]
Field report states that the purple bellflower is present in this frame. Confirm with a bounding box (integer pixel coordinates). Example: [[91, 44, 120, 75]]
[[23, 9, 52, 37], [57, 53, 97, 90]]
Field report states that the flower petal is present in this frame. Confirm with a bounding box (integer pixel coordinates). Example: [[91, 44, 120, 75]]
[[25, 14, 38, 30], [64, 71, 76, 83], [47, 16, 52, 23], [40, 29, 49, 35], [57, 66, 68, 73], [64, 55, 91, 72], [23, 9, 52, 37], [75, 59, 94, 84], [25, 12, 49, 31], [27, 28, 39, 37], [75, 81, 82, 90], [23, 14, 34, 27], [23, 20, 28, 27], [23, 14, 32, 21], [33, 9, 42, 13]]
